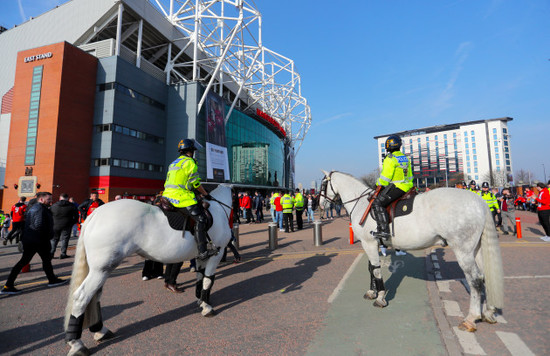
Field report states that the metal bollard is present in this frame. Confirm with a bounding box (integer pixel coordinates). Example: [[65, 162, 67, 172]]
[[515, 217, 522, 239], [313, 221, 323, 246], [232, 223, 240, 249], [268, 222, 278, 250]]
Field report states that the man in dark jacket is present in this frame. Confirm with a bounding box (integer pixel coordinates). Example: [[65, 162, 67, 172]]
[[50, 193, 79, 259], [78, 192, 105, 221], [1, 192, 67, 295]]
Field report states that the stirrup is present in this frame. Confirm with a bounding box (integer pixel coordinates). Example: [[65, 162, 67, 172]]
[[371, 230, 391, 241]]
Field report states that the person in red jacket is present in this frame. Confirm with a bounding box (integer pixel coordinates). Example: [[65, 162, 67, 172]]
[[241, 192, 253, 224], [5, 197, 27, 245], [274, 191, 284, 231], [536, 182, 550, 241]]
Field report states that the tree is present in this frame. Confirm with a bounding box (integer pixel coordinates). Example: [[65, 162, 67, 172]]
[[515, 169, 534, 185], [360, 168, 380, 189], [481, 170, 509, 187]]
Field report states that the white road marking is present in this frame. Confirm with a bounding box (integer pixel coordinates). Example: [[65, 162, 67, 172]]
[[433, 262, 440, 269], [327, 253, 363, 303], [436, 280, 451, 292], [443, 300, 464, 317], [435, 271, 442, 280], [504, 275, 550, 279], [431, 254, 438, 261], [496, 331, 535, 356], [453, 327, 486, 355]]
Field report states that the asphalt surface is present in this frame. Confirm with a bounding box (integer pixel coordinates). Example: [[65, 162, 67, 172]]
[[0, 209, 548, 355]]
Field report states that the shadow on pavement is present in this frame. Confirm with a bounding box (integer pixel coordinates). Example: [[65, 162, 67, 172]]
[[0, 302, 142, 355], [384, 252, 431, 302]]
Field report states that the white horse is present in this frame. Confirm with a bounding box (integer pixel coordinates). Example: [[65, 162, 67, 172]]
[[319, 171, 503, 332], [64, 185, 233, 356]]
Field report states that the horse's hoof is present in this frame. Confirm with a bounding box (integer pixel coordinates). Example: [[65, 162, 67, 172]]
[[482, 313, 497, 324], [364, 290, 377, 300], [67, 340, 90, 356], [373, 299, 388, 308], [94, 329, 115, 343], [458, 320, 477, 332]]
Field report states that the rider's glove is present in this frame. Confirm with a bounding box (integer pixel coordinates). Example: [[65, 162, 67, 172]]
[[204, 194, 213, 201]]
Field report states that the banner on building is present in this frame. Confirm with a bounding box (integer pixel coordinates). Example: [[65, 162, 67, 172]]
[[205, 91, 230, 181]]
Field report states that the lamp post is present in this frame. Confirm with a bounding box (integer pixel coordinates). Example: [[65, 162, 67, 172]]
[[543, 164, 547, 183]]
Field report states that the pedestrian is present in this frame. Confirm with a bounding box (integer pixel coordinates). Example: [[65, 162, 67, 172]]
[[535, 182, 550, 242], [114, 195, 122, 201], [232, 192, 241, 224], [499, 188, 516, 235], [294, 188, 305, 229], [164, 262, 184, 293], [274, 190, 284, 231], [50, 193, 79, 259], [325, 201, 334, 220], [1, 192, 68, 295], [242, 192, 253, 223], [306, 194, 317, 223], [5, 196, 27, 245], [68, 197, 79, 237], [492, 187, 503, 229], [281, 191, 294, 233], [478, 182, 500, 227], [142, 260, 164, 281], [269, 191, 279, 222], [78, 192, 105, 221], [1, 212, 10, 243], [254, 191, 263, 223], [334, 197, 342, 217], [220, 211, 241, 263]]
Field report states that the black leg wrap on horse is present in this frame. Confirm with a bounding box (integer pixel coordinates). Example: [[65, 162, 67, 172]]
[[375, 277, 385, 292], [200, 275, 216, 305], [88, 302, 103, 332], [65, 314, 85, 342], [368, 261, 377, 292], [195, 268, 205, 299]]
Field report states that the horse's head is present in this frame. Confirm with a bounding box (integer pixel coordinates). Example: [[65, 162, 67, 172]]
[[319, 170, 339, 208]]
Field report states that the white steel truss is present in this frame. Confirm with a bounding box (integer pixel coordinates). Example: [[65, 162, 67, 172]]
[[152, 0, 311, 153]]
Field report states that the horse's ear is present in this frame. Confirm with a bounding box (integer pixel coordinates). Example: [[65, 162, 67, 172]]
[[321, 169, 330, 178]]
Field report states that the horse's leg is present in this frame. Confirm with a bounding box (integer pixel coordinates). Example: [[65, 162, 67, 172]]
[[453, 249, 484, 332], [66, 270, 109, 356], [195, 258, 220, 317], [360, 239, 387, 307], [474, 247, 498, 324]]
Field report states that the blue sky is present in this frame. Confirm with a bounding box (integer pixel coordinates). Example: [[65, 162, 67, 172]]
[[2, 0, 549, 187]]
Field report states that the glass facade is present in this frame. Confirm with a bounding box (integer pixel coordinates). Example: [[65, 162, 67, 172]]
[[225, 107, 285, 186], [25, 65, 43, 165]]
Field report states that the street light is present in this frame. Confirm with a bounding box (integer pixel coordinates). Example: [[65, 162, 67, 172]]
[[543, 163, 547, 183]]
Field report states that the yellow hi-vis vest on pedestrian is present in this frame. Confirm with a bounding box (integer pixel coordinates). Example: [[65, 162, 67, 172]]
[[162, 155, 201, 208], [281, 194, 294, 213], [377, 151, 413, 193], [294, 193, 304, 210], [477, 191, 499, 211], [270, 193, 280, 206]]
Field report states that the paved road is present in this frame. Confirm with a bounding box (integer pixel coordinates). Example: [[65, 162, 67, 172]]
[[0, 210, 548, 355]]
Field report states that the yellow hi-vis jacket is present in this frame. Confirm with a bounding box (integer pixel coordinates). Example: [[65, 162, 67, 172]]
[[477, 191, 499, 212], [270, 193, 280, 207], [294, 193, 304, 210], [377, 151, 413, 192], [162, 155, 201, 208], [281, 194, 294, 213]]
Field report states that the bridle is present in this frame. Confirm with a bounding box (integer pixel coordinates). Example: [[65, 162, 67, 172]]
[[319, 171, 374, 219]]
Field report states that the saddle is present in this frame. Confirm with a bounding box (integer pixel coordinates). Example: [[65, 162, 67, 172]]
[[361, 188, 417, 226], [157, 196, 213, 232]]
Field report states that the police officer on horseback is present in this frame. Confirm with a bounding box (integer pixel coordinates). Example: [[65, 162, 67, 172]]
[[371, 135, 413, 240], [163, 139, 218, 260]]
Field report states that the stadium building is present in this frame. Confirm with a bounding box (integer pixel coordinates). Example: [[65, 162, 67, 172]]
[[374, 117, 514, 187], [0, 0, 311, 208]]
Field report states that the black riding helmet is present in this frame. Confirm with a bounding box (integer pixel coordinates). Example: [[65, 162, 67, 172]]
[[385, 135, 402, 153], [178, 139, 198, 153]]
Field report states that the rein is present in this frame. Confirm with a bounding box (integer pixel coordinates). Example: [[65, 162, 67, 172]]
[[320, 172, 374, 219]]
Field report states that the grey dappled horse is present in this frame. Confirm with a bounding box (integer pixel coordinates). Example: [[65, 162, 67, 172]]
[[64, 185, 233, 356], [319, 171, 503, 332]]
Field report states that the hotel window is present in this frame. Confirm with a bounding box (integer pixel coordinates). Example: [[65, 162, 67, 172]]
[[505, 153, 510, 159], [453, 133, 457, 138], [472, 143, 476, 148], [503, 128, 507, 133], [496, 160, 500, 165], [466, 149, 470, 155], [474, 161, 478, 167], [493, 134, 497, 140], [465, 137, 468, 143], [506, 160, 511, 165], [497, 167, 501, 172], [495, 147, 498, 153], [471, 136, 475, 142], [473, 149, 476, 154], [471, 130, 474, 135], [467, 161, 471, 167], [474, 168, 478, 173], [467, 168, 471, 173], [504, 140, 508, 146], [493, 128, 497, 133], [465, 143, 469, 149], [504, 147, 509, 153], [473, 155, 477, 161], [444, 134, 447, 139], [475, 175, 478, 180]]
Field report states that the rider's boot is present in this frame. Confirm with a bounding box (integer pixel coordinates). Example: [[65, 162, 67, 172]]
[[371, 205, 391, 240], [195, 229, 219, 261]]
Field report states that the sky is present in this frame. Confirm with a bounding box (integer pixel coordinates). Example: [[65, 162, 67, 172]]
[[2, 0, 549, 188]]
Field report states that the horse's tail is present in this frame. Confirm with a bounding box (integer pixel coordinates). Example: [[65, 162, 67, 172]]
[[481, 209, 504, 309], [64, 222, 89, 330]]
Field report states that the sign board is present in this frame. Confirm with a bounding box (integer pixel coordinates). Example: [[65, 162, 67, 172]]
[[18, 176, 37, 197]]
